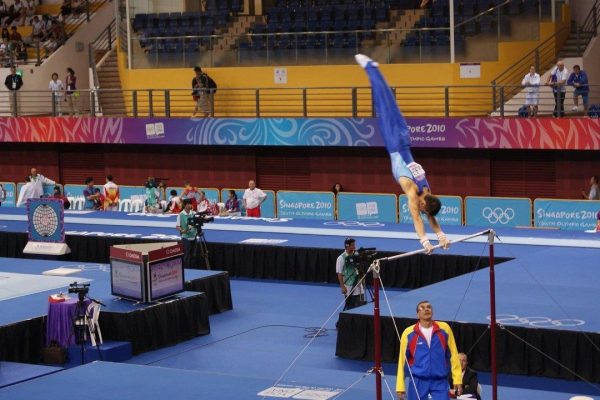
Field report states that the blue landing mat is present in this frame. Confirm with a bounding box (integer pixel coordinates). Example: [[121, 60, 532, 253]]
[[0, 362, 62, 389], [0, 257, 221, 327], [345, 245, 600, 333], [1, 208, 599, 258]]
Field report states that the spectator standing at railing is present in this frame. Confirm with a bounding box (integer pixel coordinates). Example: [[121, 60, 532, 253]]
[[49, 72, 64, 115], [4, 65, 23, 115], [29, 167, 55, 199], [243, 180, 267, 217], [567, 65, 589, 113], [582, 176, 599, 201], [0, 2, 8, 23], [65, 67, 79, 115], [103, 175, 120, 211], [192, 66, 210, 118], [546, 61, 569, 118], [521, 66, 540, 117]]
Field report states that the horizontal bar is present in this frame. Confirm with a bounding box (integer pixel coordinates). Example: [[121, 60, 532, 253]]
[[376, 229, 492, 263]]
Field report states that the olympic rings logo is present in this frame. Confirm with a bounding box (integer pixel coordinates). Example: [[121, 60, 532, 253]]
[[482, 207, 515, 224], [324, 221, 385, 228], [488, 314, 585, 327]]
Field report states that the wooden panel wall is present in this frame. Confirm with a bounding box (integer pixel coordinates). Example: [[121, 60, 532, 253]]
[[0, 144, 597, 200]]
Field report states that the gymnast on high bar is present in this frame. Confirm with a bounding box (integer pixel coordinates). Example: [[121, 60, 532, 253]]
[[356, 54, 449, 254]]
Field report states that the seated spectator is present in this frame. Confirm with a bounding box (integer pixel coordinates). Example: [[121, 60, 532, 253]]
[[9, 26, 22, 44], [196, 190, 211, 213], [165, 189, 182, 214], [144, 177, 161, 213], [181, 182, 200, 210], [582, 176, 599, 200], [225, 189, 240, 216], [332, 182, 344, 195], [24, 0, 35, 24], [93, 188, 104, 210], [1, 28, 9, 42], [53, 185, 71, 210], [596, 211, 600, 232], [83, 177, 99, 210], [31, 16, 43, 40], [12, 0, 25, 26], [72, 0, 84, 15], [41, 15, 53, 37], [0, 38, 7, 59], [449, 353, 481, 400]]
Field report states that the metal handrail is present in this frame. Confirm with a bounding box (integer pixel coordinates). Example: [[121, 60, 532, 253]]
[[491, 26, 569, 85], [2, 84, 597, 119], [581, 0, 600, 35]]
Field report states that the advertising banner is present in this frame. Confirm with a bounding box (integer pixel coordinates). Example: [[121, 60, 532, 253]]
[[465, 197, 532, 228], [337, 193, 397, 222], [534, 199, 600, 231], [399, 195, 462, 226], [276, 191, 334, 220], [0, 182, 16, 207], [1, 116, 599, 149]]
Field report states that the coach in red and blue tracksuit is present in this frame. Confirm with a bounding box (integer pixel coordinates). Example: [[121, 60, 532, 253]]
[[396, 300, 462, 400]]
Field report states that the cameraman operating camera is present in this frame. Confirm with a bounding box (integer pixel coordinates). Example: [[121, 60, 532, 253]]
[[336, 237, 365, 311], [176, 198, 197, 267]]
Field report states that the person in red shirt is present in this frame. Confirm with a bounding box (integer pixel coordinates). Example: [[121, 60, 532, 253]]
[[181, 182, 199, 210]]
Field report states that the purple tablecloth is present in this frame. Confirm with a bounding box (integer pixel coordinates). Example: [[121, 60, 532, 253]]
[[46, 298, 91, 347]]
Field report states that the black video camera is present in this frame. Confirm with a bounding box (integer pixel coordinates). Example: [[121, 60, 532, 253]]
[[68, 282, 90, 301], [188, 210, 214, 228], [347, 247, 378, 274]]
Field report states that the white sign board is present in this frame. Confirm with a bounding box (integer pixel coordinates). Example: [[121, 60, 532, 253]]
[[460, 63, 481, 79], [274, 67, 288, 84]]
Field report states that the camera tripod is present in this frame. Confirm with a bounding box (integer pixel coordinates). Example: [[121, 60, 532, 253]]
[[72, 293, 105, 365], [193, 229, 211, 270]]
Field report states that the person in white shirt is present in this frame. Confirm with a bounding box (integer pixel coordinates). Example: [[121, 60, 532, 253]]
[[16, 176, 36, 207], [521, 66, 540, 117], [546, 60, 569, 118], [29, 168, 55, 199], [49, 72, 64, 116], [243, 180, 267, 217]]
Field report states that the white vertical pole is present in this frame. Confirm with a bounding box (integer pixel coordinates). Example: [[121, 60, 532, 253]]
[[551, 0, 556, 23], [126, 0, 132, 70], [450, 0, 455, 63]]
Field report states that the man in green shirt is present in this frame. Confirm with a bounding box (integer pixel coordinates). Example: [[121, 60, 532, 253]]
[[176, 199, 197, 267]]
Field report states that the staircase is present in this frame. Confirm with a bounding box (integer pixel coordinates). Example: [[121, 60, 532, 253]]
[[214, 15, 266, 51], [366, 8, 426, 62], [558, 21, 595, 58], [96, 50, 126, 116]]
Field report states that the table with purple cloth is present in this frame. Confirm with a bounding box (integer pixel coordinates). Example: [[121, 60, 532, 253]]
[[46, 297, 91, 347]]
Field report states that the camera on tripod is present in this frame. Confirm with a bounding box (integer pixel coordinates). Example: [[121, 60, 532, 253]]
[[188, 210, 214, 229], [68, 282, 90, 301], [347, 247, 378, 274]]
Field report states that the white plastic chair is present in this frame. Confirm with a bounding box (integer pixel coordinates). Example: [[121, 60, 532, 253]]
[[131, 199, 144, 212], [119, 199, 131, 212], [86, 302, 103, 347]]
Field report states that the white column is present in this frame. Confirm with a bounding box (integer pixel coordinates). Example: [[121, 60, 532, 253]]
[[450, 0, 455, 63]]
